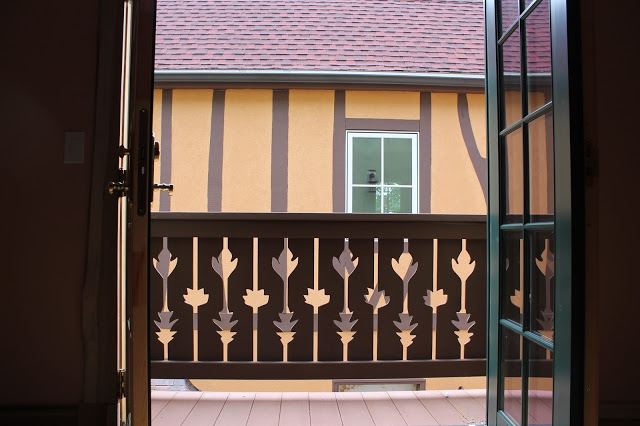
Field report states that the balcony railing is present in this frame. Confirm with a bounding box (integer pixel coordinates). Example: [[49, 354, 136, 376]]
[[150, 213, 486, 380]]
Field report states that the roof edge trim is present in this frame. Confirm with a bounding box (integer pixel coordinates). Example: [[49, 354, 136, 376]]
[[153, 70, 485, 87]]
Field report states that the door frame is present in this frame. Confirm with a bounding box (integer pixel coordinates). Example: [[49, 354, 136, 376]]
[[485, 0, 584, 424]]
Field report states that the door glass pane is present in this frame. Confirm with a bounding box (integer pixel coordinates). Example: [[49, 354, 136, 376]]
[[352, 137, 381, 185], [500, 0, 520, 35], [503, 127, 524, 224], [383, 137, 412, 185], [531, 231, 554, 342], [383, 187, 412, 213], [501, 326, 524, 424], [526, 0, 552, 112], [528, 113, 554, 222], [528, 346, 553, 424], [352, 186, 381, 213], [500, 27, 522, 127], [502, 231, 524, 324]]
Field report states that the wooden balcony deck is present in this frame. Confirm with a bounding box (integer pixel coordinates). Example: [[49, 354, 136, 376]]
[[151, 389, 488, 426]]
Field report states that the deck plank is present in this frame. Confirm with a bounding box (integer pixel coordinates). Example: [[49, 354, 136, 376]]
[[182, 392, 229, 426], [153, 392, 202, 426], [279, 392, 311, 426], [247, 392, 281, 426], [439, 390, 485, 424], [214, 392, 255, 426], [336, 392, 376, 426], [464, 389, 487, 408], [151, 391, 177, 420], [528, 392, 553, 425], [309, 392, 343, 426], [414, 390, 467, 424], [387, 391, 439, 426], [361, 392, 406, 426]]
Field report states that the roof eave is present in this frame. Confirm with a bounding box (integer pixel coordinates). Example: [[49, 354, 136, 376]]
[[153, 70, 485, 87]]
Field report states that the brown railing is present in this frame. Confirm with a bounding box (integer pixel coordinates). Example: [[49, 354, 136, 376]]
[[150, 213, 486, 379]]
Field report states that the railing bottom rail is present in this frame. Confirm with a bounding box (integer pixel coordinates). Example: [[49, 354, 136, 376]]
[[151, 359, 486, 380]]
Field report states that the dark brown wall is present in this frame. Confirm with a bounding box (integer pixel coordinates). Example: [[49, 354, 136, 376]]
[[1, 0, 99, 406], [582, 0, 640, 421]]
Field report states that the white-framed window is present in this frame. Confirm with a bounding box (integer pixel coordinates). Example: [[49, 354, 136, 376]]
[[346, 131, 419, 213]]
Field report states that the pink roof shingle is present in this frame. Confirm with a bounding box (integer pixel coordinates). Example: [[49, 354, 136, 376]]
[[155, 0, 486, 74]]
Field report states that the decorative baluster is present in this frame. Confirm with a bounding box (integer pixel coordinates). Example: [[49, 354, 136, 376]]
[[451, 239, 477, 359], [333, 239, 359, 361], [153, 237, 179, 360], [243, 237, 269, 362], [211, 237, 238, 361], [392, 239, 419, 360], [304, 238, 330, 361], [272, 238, 299, 361], [536, 238, 555, 359], [424, 239, 447, 359], [364, 238, 389, 361], [183, 237, 209, 361]]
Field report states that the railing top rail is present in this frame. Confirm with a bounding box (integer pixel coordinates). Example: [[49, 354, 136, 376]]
[[151, 212, 486, 239]]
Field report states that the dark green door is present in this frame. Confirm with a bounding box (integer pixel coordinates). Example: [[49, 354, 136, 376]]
[[486, 0, 581, 424]]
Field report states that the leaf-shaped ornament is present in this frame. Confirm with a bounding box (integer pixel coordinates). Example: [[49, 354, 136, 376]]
[[392, 252, 418, 283], [153, 247, 178, 279], [211, 247, 238, 281], [424, 289, 448, 309], [452, 249, 476, 282]]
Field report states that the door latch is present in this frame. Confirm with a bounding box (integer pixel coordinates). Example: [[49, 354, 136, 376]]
[[108, 169, 129, 197], [117, 369, 126, 400]]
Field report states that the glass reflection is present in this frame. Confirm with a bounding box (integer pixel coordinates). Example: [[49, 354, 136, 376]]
[[501, 326, 523, 424], [528, 345, 553, 424], [531, 231, 554, 342], [502, 231, 524, 324], [500, 0, 520, 35], [500, 27, 522, 127], [502, 127, 524, 224], [526, 0, 552, 113], [528, 113, 554, 222]]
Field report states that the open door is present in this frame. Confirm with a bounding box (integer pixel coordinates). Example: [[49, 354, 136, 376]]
[[116, 0, 157, 424], [486, 0, 582, 424]]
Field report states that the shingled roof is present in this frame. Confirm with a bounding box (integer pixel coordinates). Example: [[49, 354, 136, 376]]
[[155, 0, 486, 74]]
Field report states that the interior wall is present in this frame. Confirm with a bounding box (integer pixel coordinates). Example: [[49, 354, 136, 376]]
[[582, 0, 640, 420], [1, 0, 99, 406]]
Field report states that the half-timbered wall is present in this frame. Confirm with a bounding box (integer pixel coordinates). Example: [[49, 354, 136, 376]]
[[150, 88, 505, 215]]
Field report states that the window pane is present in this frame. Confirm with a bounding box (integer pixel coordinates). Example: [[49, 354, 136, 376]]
[[528, 345, 553, 425], [502, 231, 524, 324], [501, 326, 523, 424], [531, 231, 554, 342], [352, 137, 381, 185], [500, 27, 522, 128], [502, 127, 524, 224], [383, 137, 412, 185], [382, 187, 412, 213], [526, 0, 552, 113], [500, 0, 519, 35], [352, 186, 381, 213], [528, 113, 554, 221]]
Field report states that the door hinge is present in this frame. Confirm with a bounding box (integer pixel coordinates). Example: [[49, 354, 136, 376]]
[[118, 369, 126, 400]]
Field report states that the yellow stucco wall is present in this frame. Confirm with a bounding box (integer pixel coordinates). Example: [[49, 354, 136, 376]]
[[159, 88, 489, 215], [431, 93, 487, 214], [466, 93, 487, 158], [288, 90, 335, 213], [170, 89, 212, 212], [151, 89, 163, 212], [222, 89, 273, 212], [345, 91, 420, 119]]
